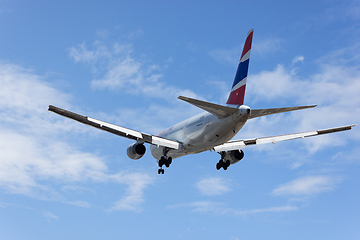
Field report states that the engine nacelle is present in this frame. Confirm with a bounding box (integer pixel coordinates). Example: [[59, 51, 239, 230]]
[[126, 142, 146, 160], [224, 149, 244, 164]]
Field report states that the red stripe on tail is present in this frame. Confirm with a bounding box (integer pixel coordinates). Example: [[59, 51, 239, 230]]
[[240, 30, 253, 60], [226, 85, 246, 105]]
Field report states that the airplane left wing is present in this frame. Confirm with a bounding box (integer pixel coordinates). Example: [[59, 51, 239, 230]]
[[213, 125, 356, 152], [48, 105, 181, 150]]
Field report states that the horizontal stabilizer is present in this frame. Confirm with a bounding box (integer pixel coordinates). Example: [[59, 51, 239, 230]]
[[213, 124, 356, 152], [178, 96, 238, 119], [249, 105, 317, 119]]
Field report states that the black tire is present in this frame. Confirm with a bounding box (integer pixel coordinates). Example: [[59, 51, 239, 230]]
[[158, 156, 165, 167], [226, 160, 230, 167], [223, 165, 228, 170], [216, 162, 221, 170]]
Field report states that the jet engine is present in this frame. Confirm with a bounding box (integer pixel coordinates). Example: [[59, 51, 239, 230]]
[[224, 149, 244, 164], [126, 142, 146, 160]]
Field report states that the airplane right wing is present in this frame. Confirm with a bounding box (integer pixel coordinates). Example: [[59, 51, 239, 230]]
[[249, 105, 317, 119], [213, 125, 356, 152], [48, 105, 181, 150]]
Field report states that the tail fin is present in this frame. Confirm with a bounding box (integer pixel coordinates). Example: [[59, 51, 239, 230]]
[[226, 29, 254, 106]]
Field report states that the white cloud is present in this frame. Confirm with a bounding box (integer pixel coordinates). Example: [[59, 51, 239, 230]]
[[248, 49, 360, 109], [0, 62, 153, 212], [69, 41, 198, 101], [42, 211, 59, 221], [271, 175, 340, 197], [187, 201, 225, 213], [68, 41, 112, 64], [195, 177, 231, 196], [106, 172, 153, 212], [292, 55, 305, 65], [242, 46, 360, 153], [233, 205, 298, 216], [248, 64, 298, 102], [67, 201, 91, 208], [68, 42, 98, 63], [169, 201, 298, 216]]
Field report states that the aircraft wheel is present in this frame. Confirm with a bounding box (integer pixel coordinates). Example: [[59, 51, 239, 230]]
[[158, 156, 165, 167], [216, 160, 224, 170], [216, 162, 221, 170], [226, 160, 230, 168]]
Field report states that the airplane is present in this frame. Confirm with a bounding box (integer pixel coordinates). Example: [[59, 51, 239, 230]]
[[49, 29, 356, 174]]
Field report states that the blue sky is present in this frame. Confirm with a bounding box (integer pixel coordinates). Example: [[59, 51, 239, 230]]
[[1, 1, 360, 239]]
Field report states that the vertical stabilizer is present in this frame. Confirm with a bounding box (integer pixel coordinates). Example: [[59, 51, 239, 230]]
[[226, 29, 254, 106]]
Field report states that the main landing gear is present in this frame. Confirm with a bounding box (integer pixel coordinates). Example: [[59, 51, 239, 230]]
[[158, 156, 172, 174], [216, 152, 230, 170]]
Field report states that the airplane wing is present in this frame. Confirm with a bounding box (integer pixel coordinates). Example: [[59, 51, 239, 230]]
[[249, 105, 317, 119], [213, 125, 356, 152], [48, 105, 181, 150]]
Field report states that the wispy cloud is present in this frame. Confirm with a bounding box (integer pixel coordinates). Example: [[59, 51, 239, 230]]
[[68, 40, 197, 101], [242, 45, 360, 153], [106, 172, 154, 212], [292, 55, 305, 65], [272, 175, 341, 200], [42, 211, 59, 221], [195, 177, 231, 196], [0, 63, 153, 212], [169, 201, 298, 217], [234, 205, 298, 216], [67, 201, 91, 208]]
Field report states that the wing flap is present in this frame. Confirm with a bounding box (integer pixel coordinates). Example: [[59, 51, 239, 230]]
[[49, 105, 181, 150], [150, 136, 181, 149], [88, 117, 143, 139], [213, 125, 356, 152]]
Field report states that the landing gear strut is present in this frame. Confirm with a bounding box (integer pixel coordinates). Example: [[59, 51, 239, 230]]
[[216, 152, 230, 170], [158, 156, 172, 174]]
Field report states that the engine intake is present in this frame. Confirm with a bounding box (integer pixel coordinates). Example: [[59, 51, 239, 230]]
[[127, 142, 146, 160], [224, 149, 244, 164]]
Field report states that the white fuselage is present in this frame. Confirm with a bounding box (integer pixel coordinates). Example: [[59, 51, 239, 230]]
[[150, 105, 251, 160]]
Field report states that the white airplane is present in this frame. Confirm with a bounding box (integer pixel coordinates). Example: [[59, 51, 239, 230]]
[[49, 29, 355, 174]]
